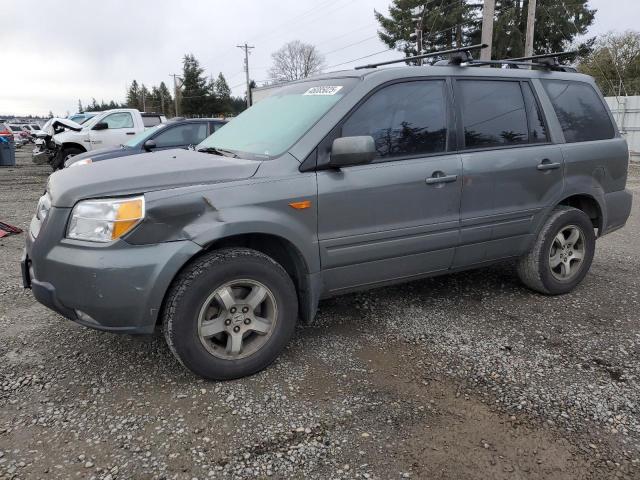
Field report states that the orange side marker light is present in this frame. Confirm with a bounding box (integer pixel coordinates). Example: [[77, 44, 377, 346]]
[[289, 200, 312, 210]]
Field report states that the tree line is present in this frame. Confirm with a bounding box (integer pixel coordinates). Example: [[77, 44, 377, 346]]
[[79, 54, 248, 118], [74, 1, 640, 118], [377, 0, 640, 97]]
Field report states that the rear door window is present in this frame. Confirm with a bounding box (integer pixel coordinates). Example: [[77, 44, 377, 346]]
[[542, 80, 615, 143], [142, 115, 162, 127], [341, 80, 448, 160], [458, 80, 529, 149]]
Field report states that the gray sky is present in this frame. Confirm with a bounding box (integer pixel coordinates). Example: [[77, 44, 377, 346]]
[[1, 0, 637, 117]]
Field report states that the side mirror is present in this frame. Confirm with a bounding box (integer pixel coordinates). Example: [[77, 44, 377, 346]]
[[143, 139, 157, 151], [93, 122, 108, 131], [328, 136, 376, 168]]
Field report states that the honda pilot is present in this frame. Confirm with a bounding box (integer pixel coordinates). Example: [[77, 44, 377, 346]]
[[22, 53, 632, 380]]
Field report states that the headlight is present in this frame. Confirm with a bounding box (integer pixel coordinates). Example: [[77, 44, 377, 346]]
[[67, 196, 145, 242], [67, 158, 92, 168], [36, 193, 51, 221]]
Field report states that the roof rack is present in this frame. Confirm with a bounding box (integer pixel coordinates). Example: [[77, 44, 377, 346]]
[[354, 44, 488, 70], [462, 51, 578, 72]]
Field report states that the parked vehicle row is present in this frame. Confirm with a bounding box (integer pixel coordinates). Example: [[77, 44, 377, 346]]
[[23, 55, 632, 381], [65, 117, 227, 168], [32, 109, 166, 169]]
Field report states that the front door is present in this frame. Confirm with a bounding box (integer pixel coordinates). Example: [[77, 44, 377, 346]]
[[90, 112, 136, 150], [316, 79, 462, 294], [452, 78, 565, 267]]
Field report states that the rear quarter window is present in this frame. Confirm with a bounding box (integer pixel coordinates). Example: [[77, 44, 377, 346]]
[[143, 116, 162, 127], [542, 80, 615, 143]]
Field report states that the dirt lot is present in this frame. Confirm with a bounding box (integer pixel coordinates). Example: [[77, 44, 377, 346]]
[[0, 148, 639, 480]]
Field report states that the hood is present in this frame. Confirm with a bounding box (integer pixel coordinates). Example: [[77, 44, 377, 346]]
[[49, 149, 262, 208], [47, 118, 83, 135], [64, 146, 133, 167]]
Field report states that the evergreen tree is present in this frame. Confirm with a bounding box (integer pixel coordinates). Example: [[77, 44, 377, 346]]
[[139, 84, 151, 112], [492, 0, 595, 59], [214, 73, 232, 100], [376, 0, 481, 61], [126, 80, 141, 109], [77, 100, 84, 113], [181, 54, 209, 116], [375, 0, 595, 61], [158, 82, 174, 116]]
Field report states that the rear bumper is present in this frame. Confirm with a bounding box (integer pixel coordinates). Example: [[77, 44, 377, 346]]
[[23, 215, 202, 334], [602, 189, 633, 235]]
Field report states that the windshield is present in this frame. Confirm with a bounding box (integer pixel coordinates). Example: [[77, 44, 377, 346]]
[[197, 79, 355, 158], [125, 124, 165, 147]]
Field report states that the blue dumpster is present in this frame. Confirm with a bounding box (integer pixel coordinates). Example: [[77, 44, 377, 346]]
[[0, 136, 15, 166]]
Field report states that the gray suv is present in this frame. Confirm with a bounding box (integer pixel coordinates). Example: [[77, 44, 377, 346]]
[[22, 60, 632, 380]]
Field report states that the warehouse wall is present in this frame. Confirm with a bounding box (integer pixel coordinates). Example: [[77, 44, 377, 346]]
[[605, 96, 640, 162]]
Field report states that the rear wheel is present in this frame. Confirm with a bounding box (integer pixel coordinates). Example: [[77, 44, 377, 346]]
[[517, 206, 596, 295], [163, 248, 298, 380]]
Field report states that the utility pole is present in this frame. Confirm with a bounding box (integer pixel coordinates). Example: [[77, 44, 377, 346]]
[[410, 7, 424, 66], [480, 0, 495, 62], [237, 43, 254, 108], [524, 0, 537, 58]]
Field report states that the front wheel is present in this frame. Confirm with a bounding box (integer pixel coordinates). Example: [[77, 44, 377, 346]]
[[51, 147, 83, 170], [162, 248, 298, 380], [517, 206, 596, 295]]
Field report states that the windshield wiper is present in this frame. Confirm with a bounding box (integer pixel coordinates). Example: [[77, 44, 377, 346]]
[[197, 146, 239, 158]]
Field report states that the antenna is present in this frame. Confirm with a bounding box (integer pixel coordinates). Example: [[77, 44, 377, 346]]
[[355, 44, 488, 70]]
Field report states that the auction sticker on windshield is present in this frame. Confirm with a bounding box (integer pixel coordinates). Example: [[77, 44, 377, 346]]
[[303, 86, 343, 96]]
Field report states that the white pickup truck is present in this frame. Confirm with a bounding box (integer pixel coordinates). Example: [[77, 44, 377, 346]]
[[36, 109, 166, 169]]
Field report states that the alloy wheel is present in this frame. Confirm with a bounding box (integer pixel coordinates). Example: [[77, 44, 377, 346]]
[[197, 279, 278, 359]]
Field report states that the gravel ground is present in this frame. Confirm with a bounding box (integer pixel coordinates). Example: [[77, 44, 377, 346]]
[[1, 148, 639, 480]]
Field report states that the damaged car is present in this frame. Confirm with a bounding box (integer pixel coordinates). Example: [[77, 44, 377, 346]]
[[23, 55, 632, 380]]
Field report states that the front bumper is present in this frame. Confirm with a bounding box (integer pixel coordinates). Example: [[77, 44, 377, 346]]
[[31, 147, 51, 165], [23, 207, 202, 334]]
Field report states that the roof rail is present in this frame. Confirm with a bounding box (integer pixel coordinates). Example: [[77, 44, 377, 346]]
[[354, 44, 488, 70], [463, 50, 578, 72]]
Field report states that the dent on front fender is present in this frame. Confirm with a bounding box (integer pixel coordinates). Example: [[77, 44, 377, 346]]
[[124, 175, 321, 273]]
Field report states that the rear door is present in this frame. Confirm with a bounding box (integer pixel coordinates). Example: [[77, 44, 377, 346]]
[[316, 79, 462, 294], [452, 78, 565, 267]]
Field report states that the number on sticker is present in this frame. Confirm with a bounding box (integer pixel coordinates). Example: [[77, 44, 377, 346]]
[[303, 86, 343, 96]]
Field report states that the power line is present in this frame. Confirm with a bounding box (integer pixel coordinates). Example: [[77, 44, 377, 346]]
[[326, 48, 395, 70], [321, 35, 379, 56]]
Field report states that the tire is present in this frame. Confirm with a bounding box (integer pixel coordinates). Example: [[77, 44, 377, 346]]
[[162, 248, 298, 380], [51, 147, 83, 170], [517, 206, 596, 295]]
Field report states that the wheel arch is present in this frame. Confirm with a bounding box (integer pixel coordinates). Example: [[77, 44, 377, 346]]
[[158, 232, 320, 326], [556, 193, 604, 233], [61, 142, 87, 153]]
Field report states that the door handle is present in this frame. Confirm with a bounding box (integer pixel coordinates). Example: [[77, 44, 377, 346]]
[[426, 173, 458, 185], [537, 159, 561, 171], [125, 132, 135, 135]]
